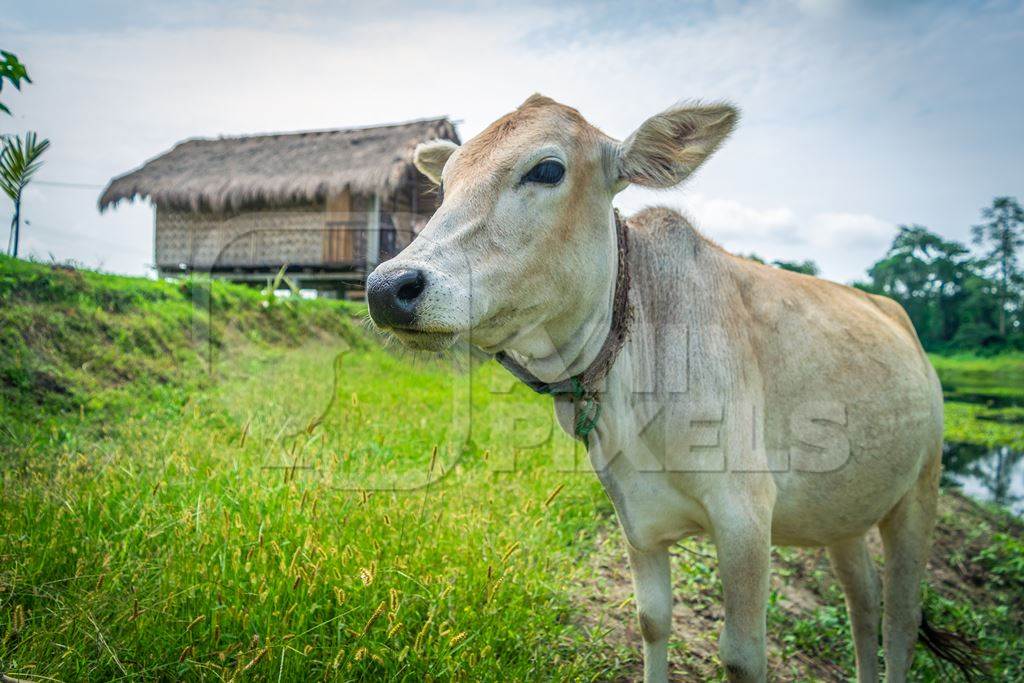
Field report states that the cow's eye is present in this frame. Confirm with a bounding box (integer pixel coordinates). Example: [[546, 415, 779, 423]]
[[522, 159, 565, 185]]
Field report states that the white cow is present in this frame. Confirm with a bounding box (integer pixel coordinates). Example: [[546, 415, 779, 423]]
[[366, 95, 976, 682]]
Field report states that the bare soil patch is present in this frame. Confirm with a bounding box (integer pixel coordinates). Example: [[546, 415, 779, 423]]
[[574, 491, 1022, 681]]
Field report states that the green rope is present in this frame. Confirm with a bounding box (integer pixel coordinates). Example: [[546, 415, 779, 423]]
[[570, 377, 601, 446]]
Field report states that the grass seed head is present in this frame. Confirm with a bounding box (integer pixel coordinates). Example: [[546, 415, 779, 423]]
[[359, 566, 375, 586], [186, 614, 205, 632], [361, 601, 386, 635], [240, 646, 268, 673]]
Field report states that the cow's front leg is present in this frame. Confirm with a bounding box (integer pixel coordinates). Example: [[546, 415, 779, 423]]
[[626, 542, 672, 683], [711, 502, 772, 682]]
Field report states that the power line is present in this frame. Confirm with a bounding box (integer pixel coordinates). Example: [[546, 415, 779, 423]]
[[35, 181, 104, 189], [18, 221, 141, 253]]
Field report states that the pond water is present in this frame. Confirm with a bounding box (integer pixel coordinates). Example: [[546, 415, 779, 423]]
[[943, 441, 1024, 515], [938, 364, 1024, 516]]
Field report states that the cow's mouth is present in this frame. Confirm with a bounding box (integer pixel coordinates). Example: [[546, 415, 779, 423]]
[[388, 327, 460, 352]]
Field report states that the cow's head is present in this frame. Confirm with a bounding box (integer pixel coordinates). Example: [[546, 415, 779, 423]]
[[366, 94, 737, 361]]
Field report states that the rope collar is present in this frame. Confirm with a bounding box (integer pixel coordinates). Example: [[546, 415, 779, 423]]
[[494, 209, 631, 444]]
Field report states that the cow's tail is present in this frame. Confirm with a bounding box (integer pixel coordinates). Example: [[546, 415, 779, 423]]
[[918, 608, 986, 681]]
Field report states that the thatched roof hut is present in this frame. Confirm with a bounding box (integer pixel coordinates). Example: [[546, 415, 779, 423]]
[[100, 117, 457, 213], [100, 117, 458, 288]]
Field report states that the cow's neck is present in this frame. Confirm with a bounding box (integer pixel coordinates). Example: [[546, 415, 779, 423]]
[[497, 208, 627, 390]]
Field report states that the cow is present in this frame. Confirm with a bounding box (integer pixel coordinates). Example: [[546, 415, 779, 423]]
[[365, 94, 973, 682]]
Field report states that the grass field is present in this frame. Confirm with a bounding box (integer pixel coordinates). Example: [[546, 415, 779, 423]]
[[1, 257, 1022, 681]]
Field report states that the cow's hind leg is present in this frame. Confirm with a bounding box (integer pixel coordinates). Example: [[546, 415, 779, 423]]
[[828, 535, 881, 682], [878, 453, 940, 683], [626, 543, 672, 683]]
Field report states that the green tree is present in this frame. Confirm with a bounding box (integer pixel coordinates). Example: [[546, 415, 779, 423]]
[[0, 51, 32, 116], [741, 254, 820, 277], [1, 131, 50, 258], [972, 197, 1024, 336], [772, 259, 819, 276], [867, 225, 974, 348], [951, 271, 1005, 349]]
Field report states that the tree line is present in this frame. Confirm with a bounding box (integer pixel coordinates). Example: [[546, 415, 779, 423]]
[[855, 197, 1023, 353]]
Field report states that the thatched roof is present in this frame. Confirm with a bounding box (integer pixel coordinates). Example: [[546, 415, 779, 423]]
[[99, 117, 458, 213]]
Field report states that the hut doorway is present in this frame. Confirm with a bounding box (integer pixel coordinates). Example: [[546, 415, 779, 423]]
[[324, 190, 356, 264]]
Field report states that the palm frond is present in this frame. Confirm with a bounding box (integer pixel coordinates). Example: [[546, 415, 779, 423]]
[[0, 131, 50, 201]]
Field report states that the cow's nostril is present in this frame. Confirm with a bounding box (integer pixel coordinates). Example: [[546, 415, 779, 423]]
[[396, 271, 425, 302], [366, 267, 427, 329]]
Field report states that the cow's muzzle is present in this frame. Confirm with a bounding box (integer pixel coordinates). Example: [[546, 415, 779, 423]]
[[366, 266, 426, 329]]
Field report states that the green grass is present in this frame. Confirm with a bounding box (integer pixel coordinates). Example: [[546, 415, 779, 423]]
[[0, 256, 617, 680], [929, 352, 1024, 450], [930, 352, 1024, 379], [942, 402, 1024, 450], [1, 257, 1022, 681], [2, 342, 616, 681]]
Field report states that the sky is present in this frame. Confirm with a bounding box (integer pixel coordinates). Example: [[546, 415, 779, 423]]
[[2, 0, 1023, 283]]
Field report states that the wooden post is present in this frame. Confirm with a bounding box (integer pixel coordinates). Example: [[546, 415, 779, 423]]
[[411, 174, 419, 218], [366, 192, 381, 268], [152, 205, 159, 273]]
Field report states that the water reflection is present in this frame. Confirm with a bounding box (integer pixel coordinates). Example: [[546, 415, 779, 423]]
[[942, 442, 1024, 515], [935, 363, 1023, 514]]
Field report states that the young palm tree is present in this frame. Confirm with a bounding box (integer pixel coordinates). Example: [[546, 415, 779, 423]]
[[1, 131, 50, 258]]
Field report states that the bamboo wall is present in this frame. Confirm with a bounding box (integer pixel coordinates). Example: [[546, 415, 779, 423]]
[[155, 203, 329, 270], [153, 180, 439, 273]]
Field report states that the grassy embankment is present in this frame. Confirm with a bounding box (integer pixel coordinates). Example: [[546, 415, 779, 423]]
[[1, 256, 1021, 681]]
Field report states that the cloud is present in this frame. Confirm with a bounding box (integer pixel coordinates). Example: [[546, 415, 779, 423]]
[[805, 212, 894, 250], [614, 190, 895, 283], [681, 194, 801, 244]]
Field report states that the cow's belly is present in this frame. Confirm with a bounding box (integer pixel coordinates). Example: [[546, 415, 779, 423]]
[[753, 313, 944, 545], [767, 391, 943, 546]]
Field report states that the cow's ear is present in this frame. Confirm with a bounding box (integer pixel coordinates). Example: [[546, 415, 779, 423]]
[[414, 139, 459, 185], [616, 103, 738, 190]]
